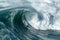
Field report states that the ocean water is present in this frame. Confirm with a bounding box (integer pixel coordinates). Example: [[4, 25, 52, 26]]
[[0, 0, 60, 40]]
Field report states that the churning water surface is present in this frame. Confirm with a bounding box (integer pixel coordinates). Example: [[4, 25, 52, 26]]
[[0, 0, 60, 40]]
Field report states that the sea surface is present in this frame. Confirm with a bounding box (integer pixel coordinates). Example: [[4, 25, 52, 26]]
[[0, 0, 60, 40]]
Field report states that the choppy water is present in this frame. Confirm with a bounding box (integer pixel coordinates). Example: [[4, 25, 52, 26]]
[[0, 0, 60, 40]]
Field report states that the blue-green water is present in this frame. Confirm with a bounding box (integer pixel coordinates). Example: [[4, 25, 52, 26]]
[[0, 0, 60, 40], [0, 7, 60, 40]]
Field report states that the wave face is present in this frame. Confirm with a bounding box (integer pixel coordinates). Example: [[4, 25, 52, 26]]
[[0, 7, 60, 40], [0, 0, 60, 40]]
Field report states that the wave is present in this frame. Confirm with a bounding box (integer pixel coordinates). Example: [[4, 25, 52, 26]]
[[0, 7, 60, 40]]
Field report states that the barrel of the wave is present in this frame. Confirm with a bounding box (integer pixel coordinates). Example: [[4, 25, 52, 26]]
[[13, 7, 42, 40]]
